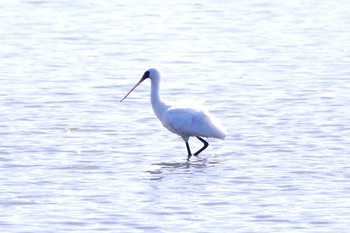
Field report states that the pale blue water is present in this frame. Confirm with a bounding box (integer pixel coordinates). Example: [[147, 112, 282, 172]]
[[1, 0, 350, 232]]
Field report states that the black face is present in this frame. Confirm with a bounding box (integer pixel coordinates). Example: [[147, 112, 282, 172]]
[[141, 70, 150, 80]]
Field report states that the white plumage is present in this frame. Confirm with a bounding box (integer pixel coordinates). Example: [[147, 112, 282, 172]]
[[163, 107, 226, 141], [121, 68, 227, 159]]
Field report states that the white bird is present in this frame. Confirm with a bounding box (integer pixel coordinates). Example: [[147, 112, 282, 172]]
[[121, 68, 227, 160]]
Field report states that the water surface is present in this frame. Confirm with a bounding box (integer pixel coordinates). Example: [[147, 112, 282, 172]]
[[1, 0, 350, 232]]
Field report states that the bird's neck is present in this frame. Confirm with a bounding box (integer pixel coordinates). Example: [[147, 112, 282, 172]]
[[150, 78, 170, 120]]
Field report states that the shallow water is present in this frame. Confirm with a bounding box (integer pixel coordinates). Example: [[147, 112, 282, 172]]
[[1, 0, 350, 232]]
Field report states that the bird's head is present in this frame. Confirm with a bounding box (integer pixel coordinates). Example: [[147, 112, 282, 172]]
[[120, 68, 160, 102], [141, 68, 160, 81]]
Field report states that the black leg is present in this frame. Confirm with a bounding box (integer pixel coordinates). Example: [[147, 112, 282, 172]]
[[194, 137, 209, 156], [186, 142, 192, 160]]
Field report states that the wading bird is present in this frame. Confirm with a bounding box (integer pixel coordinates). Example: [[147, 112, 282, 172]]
[[121, 68, 227, 160]]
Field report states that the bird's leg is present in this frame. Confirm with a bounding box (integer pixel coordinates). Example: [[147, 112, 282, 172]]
[[194, 137, 209, 156], [186, 142, 192, 160]]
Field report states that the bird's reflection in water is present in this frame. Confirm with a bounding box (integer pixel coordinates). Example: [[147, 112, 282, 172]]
[[145, 156, 223, 181]]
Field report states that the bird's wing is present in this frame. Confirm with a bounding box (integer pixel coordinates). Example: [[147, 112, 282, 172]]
[[162, 107, 226, 139]]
